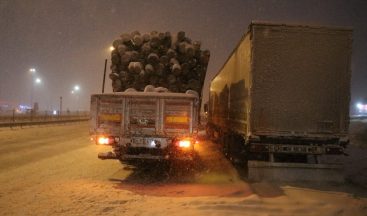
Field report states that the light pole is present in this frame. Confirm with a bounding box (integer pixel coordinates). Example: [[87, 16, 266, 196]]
[[29, 68, 36, 108], [59, 96, 62, 116], [102, 59, 107, 93], [31, 77, 42, 111], [29, 68, 41, 109], [71, 85, 80, 111]]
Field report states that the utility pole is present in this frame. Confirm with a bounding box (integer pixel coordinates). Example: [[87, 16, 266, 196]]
[[102, 59, 107, 93], [59, 96, 62, 116]]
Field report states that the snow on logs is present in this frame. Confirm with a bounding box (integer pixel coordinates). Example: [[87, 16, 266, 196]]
[[109, 31, 210, 94]]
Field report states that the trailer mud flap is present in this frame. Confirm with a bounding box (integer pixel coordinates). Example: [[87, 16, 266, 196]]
[[248, 161, 344, 183]]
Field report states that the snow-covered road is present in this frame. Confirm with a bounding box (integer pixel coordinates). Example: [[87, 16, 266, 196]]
[[0, 123, 366, 215]]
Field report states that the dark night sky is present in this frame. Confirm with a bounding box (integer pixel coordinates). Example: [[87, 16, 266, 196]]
[[0, 0, 366, 111]]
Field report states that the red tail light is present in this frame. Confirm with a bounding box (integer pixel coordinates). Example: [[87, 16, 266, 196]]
[[98, 136, 110, 145], [175, 137, 197, 150], [96, 136, 118, 145]]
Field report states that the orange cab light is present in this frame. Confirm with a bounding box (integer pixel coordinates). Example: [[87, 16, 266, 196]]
[[97, 136, 110, 145], [178, 140, 191, 148]]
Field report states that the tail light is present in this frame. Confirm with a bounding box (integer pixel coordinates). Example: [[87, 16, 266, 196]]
[[96, 136, 119, 145], [98, 137, 110, 145], [178, 140, 191, 148], [175, 138, 196, 150]]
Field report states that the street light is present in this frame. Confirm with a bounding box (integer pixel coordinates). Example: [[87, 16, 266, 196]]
[[109, 46, 115, 51], [71, 85, 81, 111], [32, 77, 42, 108], [35, 78, 42, 84], [71, 85, 79, 94], [28, 68, 41, 108]]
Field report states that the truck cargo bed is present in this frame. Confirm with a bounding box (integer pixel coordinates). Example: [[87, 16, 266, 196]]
[[90, 90, 200, 162]]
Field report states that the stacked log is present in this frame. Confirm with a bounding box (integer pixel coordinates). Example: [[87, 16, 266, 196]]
[[109, 31, 210, 95]]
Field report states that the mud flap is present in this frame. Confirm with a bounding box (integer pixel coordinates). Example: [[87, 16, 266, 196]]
[[248, 160, 344, 183], [98, 152, 117, 160]]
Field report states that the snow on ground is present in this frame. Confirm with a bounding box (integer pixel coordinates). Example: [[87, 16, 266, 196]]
[[0, 122, 366, 215]]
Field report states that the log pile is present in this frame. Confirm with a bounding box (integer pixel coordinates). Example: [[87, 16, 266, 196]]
[[109, 31, 210, 95]]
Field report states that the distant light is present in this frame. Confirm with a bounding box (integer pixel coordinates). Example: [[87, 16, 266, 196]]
[[109, 46, 115, 51], [356, 103, 367, 113], [53, 110, 57, 115], [71, 90, 74, 94], [35, 78, 41, 84], [74, 85, 80, 91], [29, 68, 36, 73], [19, 104, 31, 111]]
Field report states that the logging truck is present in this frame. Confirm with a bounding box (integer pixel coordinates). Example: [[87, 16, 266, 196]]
[[205, 22, 352, 181], [90, 86, 200, 163], [91, 30, 208, 165]]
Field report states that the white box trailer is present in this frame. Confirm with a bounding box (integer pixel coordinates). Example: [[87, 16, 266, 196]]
[[90, 87, 200, 163], [206, 22, 353, 181]]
